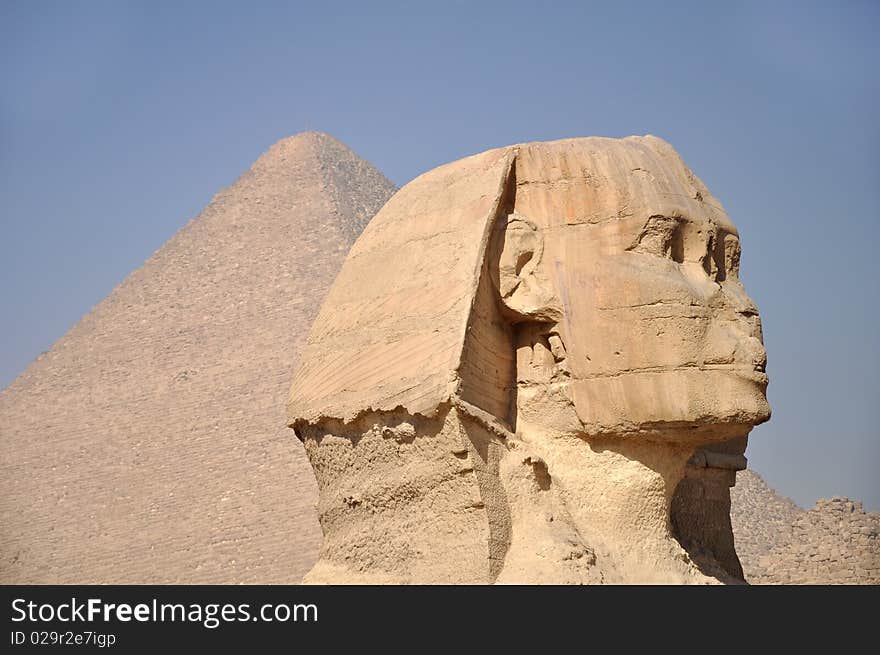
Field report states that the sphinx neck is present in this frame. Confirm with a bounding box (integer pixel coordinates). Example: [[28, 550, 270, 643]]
[[514, 424, 721, 583]]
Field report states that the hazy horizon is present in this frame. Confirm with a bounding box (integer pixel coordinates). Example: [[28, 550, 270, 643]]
[[2, 1, 878, 511]]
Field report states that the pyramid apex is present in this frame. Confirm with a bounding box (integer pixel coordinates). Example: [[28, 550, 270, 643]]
[[252, 132, 357, 170], [270, 130, 345, 150]]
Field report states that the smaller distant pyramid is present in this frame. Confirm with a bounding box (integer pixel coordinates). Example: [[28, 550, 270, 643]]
[[730, 469, 803, 574], [0, 132, 396, 583], [731, 469, 880, 584]]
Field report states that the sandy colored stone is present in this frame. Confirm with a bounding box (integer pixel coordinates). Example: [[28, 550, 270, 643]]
[[0, 132, 395, 583], [2, 128, 873, 585], [288, 136, 771, 584]]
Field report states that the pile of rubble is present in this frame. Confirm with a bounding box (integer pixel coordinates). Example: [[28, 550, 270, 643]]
[[731, 470, 879, 584]]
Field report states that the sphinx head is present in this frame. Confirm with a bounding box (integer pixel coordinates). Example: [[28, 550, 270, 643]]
[[288, 135, 771, 583]]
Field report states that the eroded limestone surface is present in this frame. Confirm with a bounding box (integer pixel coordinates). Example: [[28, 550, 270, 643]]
[[288, 136, 771, 584]]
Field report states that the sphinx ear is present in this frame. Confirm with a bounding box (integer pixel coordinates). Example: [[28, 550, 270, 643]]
[[493, 214, 562, 322]]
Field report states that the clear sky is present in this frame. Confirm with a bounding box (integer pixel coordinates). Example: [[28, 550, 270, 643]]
[[2, 0, 878, 510]]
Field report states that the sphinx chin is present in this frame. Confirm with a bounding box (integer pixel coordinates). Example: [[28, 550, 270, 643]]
[[567, 368, 770, 444]]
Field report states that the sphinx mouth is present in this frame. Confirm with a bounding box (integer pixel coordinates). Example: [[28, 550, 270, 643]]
[[705, 364, 768, 386], [747, 370, 769, 385], [733, 364, 768, 386], [708, 362, 768, 384]]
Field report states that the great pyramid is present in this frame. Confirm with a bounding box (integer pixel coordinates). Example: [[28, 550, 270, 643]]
[[0, 132, 396, 583]]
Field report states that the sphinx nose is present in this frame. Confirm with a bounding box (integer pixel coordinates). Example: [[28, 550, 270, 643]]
[[717, 283, 764, 341], [736, 305, 763, 342], [751, 343, 768, 373], [739, 305, 763, 342], [729, 332, 767, 372], [727, 288, 759, 317]]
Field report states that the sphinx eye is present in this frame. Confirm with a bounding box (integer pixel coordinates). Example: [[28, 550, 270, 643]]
[[703, 233, 717, 277], [722, 234, 741, 280], [707, 233, 740, 282], [631, 215, 684, 263]]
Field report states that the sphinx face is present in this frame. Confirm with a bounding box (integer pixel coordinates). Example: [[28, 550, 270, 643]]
[[499, 138, 771, 442]]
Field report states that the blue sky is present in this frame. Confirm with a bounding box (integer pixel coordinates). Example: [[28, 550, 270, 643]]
[[1, 0, 878, 510]]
